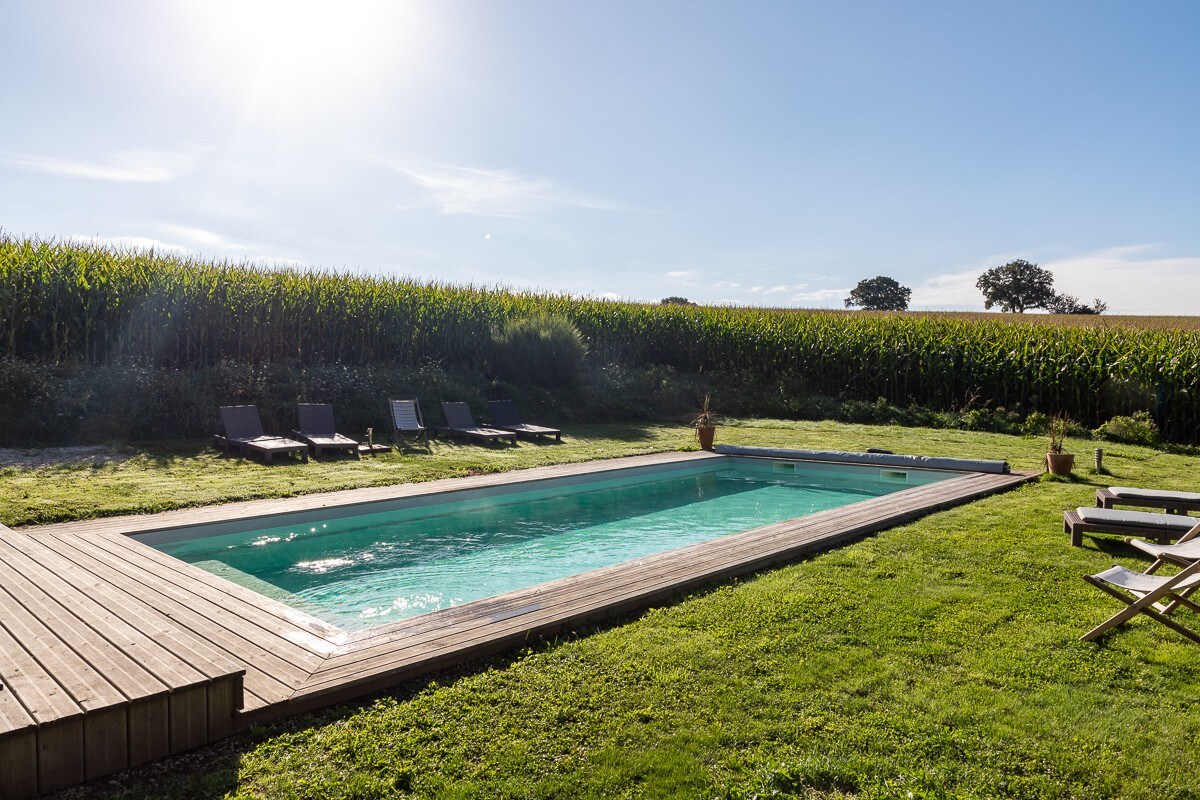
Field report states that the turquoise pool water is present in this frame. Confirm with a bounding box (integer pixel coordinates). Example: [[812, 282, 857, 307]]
[[149, 462, 947, 630]]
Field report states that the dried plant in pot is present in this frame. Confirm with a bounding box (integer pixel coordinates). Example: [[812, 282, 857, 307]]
[[692, 393, 717, 451], [1045, 412, 1075, 476]]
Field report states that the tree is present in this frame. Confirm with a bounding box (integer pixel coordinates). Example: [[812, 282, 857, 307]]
[[1046, 294, 1108, 315], [844, 276, 912, 311], [975, 259, 1057, 313], [660, 296, 696, 306]]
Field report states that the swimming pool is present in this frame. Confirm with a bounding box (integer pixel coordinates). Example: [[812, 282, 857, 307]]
[[138, 456, 960, 631]]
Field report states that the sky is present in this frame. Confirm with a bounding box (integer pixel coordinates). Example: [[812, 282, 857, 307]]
[[2, 0, 1199, 314]]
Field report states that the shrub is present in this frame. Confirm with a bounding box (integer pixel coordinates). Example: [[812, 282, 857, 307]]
[[1094, 410, 1161, 446], [490, 313, 587, 389]]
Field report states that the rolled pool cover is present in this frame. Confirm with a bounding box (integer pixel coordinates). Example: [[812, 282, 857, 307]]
[[712, 444, 1010, 474]]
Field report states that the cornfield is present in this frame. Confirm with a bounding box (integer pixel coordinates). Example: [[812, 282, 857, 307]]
[[3, 235, 1198, 441]]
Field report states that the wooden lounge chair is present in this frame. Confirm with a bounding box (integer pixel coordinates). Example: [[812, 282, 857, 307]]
[[487, 400, 561, 442], [214, 405, 309, 463], [1081, 558, 1200, 645], [439, 402, 517, 445], [1096, 486, 1200, 515], [1064, 506, 1199, 547], [293, 403, 359, 458], [388, 399, 429, 445]]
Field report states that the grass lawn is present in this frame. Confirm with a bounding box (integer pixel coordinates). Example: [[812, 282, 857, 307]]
[[8, 420, 1199, 800]]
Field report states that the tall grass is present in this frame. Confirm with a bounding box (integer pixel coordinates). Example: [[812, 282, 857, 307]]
[[3, 235, 1198, 441]]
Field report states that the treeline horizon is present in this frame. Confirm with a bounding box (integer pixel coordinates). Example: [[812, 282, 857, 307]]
[[2, 235, 1198, 443]]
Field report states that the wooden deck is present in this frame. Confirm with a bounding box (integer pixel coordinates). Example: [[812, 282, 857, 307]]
[[0, 452, 1033, 797]]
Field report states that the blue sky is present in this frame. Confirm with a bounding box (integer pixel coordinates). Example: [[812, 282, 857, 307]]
[[2, 1, 1198, 313]]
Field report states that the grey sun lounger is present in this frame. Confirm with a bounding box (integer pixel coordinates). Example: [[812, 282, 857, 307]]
[[1081, 558, 1200, 645], [293, 403, 359, 458], [440, 402, 517, 445], [214, 405, 309, 463], [1064, 506, 1200, 547], [388, 399, 429, 445], [1096, 486, 1200, 515], [487, 400, 561, 442]]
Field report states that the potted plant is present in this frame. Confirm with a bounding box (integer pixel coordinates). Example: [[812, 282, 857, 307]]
[[692, 393, 717, 450], [1046, 412, 1075, 476]]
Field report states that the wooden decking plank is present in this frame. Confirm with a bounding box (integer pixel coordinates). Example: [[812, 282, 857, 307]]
[[0, 583, 125, 712], [47, 531, 322, 673], [92, 531, 340, 653], [0, 534, 220, 689], [34, 718, 86, 794], [0, 682, 37, 733], [31, 532, 303, 706], [0, 552, 171, 703], [0, 622, 81, 726], [0, 698, 38, 800]]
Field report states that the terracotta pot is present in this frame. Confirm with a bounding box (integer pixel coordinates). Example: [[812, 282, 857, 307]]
[[696, 425, 716, 450], [1045, 452, 1075, 476]]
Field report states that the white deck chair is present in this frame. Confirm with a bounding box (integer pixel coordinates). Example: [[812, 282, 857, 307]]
[[1126, 519, 1200, 573], [389, 399, 429, 445], [1081, 559, 1200, 645]]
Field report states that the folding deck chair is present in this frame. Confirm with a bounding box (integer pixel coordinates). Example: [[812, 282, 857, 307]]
[[388, 399, 429, 445], [1126, 519, 1200, 573], [1081, 558, 1200, 645], [214, 405, 309, 463], [440, 402, 517, 445], [293, 403, 359, 458], [487, 400, 561, 442]]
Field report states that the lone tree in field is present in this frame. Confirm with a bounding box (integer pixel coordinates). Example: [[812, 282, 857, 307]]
[[975, 259, 1057, 313], [660, 296, 696, 306], [844, 276, 912, 311]]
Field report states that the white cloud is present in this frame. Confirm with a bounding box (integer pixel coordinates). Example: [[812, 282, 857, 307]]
[[3, 146, 210, 182], [910, 267, 985, 310], [597, 291, 623, 301], [911, 245, 1200, 314], [665, 269, 697, 281], [158, 224, 247, 251], [787, 287, 848, 305], [1042, 246, 1200, 315], [373, 155, 615, 218]]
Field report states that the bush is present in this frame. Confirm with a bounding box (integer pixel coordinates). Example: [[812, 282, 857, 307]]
[[1094, 410, 1161, 446], [490, 314, 587, 389]]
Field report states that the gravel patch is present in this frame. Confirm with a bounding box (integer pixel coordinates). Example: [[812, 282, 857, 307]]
[[0, 446, 133, 469]]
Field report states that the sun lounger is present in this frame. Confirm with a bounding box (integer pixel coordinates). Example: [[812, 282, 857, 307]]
[[1081, 558, 1200, 645], [487, 400, 561, 442], [388, 399, 429, 445], [293, 403, 359, 458], [1096, 486, 1200, 515], [1064, 506, 1199, 547], [214, 405, 309, 463], [439, 402, 517, 445]]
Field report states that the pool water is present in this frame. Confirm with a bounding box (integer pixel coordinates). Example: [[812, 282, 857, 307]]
[[151, 464, 938, 630]]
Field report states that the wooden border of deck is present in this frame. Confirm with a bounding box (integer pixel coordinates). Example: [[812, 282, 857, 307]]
[[2, 452, 1034, 796]]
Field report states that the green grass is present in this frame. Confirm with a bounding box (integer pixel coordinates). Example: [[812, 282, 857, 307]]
[[21, 420, 1200, 800]]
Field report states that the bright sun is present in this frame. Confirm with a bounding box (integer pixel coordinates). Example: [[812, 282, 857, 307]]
[[182, 0, 425, 114]]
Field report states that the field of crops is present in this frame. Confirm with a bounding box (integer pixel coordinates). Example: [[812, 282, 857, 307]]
[[3, 235, 1199, 441]]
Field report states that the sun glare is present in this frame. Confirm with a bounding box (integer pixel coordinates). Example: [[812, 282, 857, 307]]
[[181, 0, 427, 118]]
